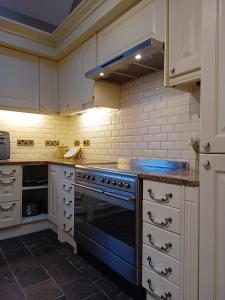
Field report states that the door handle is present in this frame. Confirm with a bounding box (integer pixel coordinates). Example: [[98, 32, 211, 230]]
[[73, 183, 103, 194], [147, 279, 172, 300], [147, 256, 172, 278], [147, 234, 172, 253], [148, 188, 173, 203], [0, 203, 16, 211], [0, 178, 16, 185], [0, 170, 16, 176], [147, 211, 172, 227], [104, 191, 134, 202]]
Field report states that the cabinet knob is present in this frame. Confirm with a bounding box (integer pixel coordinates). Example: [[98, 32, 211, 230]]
[[201, 141, 210, 151], [170, 67, 175, 74], [201, 160, 210, 168]]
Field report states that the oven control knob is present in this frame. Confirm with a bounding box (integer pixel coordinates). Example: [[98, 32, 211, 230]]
[[90, 176, 95, 181], [105, 179, 110, 184], [100, 177, 105, 182], [111, 180, 117, 185], [117, 181, 123, 187], [124, 183, 130, 188]]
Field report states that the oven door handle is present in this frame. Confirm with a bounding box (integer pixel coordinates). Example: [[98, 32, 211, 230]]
[[73, 183, 104, 194], [103, 191, 134, 202]]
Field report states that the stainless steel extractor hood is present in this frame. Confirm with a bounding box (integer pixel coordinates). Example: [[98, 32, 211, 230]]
[[85, 38, 164, 85]]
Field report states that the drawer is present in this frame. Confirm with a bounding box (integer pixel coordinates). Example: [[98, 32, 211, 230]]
[[61, 193, 74, 208], [0, 177, 22, 203], [61, 179, 74, 195], [61, 168, 75, 181], [0, 166, 21, 178], [0, 201, 21, 228], [143, 200, 181, 235], [143, 222, 181, 260], [142, 266, 181, 300], [61, 218, 74, 237], [143, 181, 182, 209], [61, 205, 74, 220], [143, 244, 181, 286]]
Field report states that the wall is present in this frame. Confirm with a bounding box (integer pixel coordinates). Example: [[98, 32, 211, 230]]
[[69, 71, 200, 167], [0, 111, 70, 159]]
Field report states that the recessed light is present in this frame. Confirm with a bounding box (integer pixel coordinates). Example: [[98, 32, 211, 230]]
[[135, 54, 142, 60], [99, 72, 104, 76]]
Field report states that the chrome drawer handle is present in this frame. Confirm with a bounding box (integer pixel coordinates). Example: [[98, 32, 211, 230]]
[[0, 170, 16, 176], [147, 211, 172, 227], [148, 188, 173, 203], [147, 234, 172, 253], [64, 171, 73, 178], [0, 203, 16, 211], [63, 185, 72, 192], [0, 178, 16, 185], [63, 211, 72, 219], [63, 224, 72, 232], [147, 256, 172, 278], [147, 279, 172, 300]]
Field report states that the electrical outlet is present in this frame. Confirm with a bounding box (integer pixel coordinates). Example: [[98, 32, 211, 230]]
[[17, 139, 34, 146], [83, 140, 90, 146], [74, 140, 80, 146], [45, 140, 60, 146]]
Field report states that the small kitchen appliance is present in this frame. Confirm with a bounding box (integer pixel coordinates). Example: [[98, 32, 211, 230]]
[[0, 131, 10, 160]]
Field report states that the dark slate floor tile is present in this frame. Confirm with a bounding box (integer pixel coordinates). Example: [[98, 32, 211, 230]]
[[16, 267, 50, 288], [39, 253, 67, 270], [56, 296, 69, 300], [0, 283, 25, 300], [23, 237, 49, 249], [62, 277, 98, 300], [41, 229, 58, 241], [95, 278, 122, 298], [80, 265, 104, 282], [67, 255, 89, 269], [24, 279, 62, 300], [11, 257, 41, 273], [0, 258, 9, 272], [20, 232, 43, 242], [31, 245, 57, 257], [60, 243, 75, 256], [112, 292, 133, 300], [0, 238, 25, 252], [0, 269, 16, 288], [4, 248, 31, 263], [48, 261, 82, 285], [85, 291, 109, 300]]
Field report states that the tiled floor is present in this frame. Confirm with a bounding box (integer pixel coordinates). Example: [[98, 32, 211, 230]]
[[0, 230, 132, 300]]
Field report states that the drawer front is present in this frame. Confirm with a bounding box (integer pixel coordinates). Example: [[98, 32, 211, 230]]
[[143, 244, 181, 286], [0, 177, 22, 203], [143, 181, 182, 209], [61, 179, 74, 195], [0, 201, 21, 228], [142, 266, 181, 300], [0, 166, 21, 178], [61, 205, 74, 220], [62, 168, 75, 181], [143, 200, 181, 235], [61, 193, 74, 208], [143, 222, 181, 260], [62, 218, 74, 237]]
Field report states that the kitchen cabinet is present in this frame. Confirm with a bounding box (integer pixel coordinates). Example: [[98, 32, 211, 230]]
[[142, 180, 199, 300], [0, 46, 39, 111], [200, 0, 225, 153], [40, 58, 58, 113], [48, 164, 60, 225], [199, 155, 225, 300], [165, 0, 201, 86], [96, 0, 165, 64]]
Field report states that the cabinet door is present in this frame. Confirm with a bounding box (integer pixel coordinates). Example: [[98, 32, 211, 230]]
[[81, 36, 95, 107], [48, 165, 59, 225], [201, 0, 225, 153], [168, 0, 201, 78], [97, 0, 165, 64], [59, 48, 82, 114], [0, 47, 39, 110], [199, 154, 225, 300], [40, 58, 58, 113]]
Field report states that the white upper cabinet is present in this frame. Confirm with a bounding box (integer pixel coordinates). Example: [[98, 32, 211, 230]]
[[201, 0, 225, 153], [0, 46, 39, 111], [40, 58, 58, 113], [165, 0, 201, 86], [96, 0, 165, 64]]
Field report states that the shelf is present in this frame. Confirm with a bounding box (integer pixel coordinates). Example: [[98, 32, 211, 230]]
[[22, 213, 48, 224], [22, 185, 48, 191]]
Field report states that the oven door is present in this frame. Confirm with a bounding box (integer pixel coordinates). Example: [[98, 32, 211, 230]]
[[74, 182, 135, 266]]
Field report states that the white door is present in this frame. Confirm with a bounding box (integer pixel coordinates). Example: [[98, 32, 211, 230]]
[[0, 47, 39, 110], [48, 165, 59, 225], [168, 0, 201, 78], [40, 58, 58, 113], [199, 154, 225, 300], [201, 0, 225, 153]]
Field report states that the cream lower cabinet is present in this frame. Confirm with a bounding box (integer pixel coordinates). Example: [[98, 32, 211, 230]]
[[0, 47, 39, 111], [48, 164, 60, 225], [142, 180, 199, 300], [199, 154, 225, 300], [165, 0, 201, 86]]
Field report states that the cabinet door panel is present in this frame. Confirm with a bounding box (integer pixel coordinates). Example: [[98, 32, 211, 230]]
[[199, 154, 225, 300], [0, 47, 39, 110], [48, 165, 59, 225]]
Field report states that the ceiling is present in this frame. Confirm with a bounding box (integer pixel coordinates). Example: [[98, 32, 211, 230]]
[[0, 0, 83, 33]]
